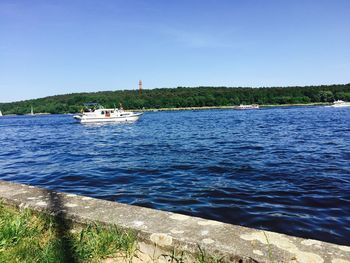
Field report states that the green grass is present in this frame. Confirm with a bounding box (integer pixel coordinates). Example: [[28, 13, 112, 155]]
[[0, 203, 136, 263], [0, 203, 241, 263], [160, 246, 228, 263], [194, 246, 227, 263]]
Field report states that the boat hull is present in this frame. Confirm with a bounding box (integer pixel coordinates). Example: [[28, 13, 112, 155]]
[[331, 104, 350, 107], [331, 100, 350, 107], [237, 105, 259, 110], [73, 113, 142, 123]]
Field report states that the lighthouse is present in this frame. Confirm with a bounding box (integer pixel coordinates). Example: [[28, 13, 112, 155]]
[[139, 80, 142, 96]]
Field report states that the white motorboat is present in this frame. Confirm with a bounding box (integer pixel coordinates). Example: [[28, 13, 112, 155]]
[[331, 100, 350, 107], [237, 104, 259, 110], [0, 110, 2, 117], [73, 103, 142, 123]]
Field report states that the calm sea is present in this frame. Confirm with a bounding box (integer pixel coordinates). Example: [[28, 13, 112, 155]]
[[0, 106, 349, 245]]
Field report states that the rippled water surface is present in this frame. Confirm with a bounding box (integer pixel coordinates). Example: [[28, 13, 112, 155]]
[[1, 107, 350, 245]]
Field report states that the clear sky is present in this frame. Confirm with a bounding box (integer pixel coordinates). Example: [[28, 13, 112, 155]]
[[1, 0, 349, 102]]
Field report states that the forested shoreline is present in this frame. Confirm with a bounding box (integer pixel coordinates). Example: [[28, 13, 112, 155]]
[[1, 84, 350, 114]]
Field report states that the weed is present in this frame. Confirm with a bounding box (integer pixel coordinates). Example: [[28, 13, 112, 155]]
[[193, 245, 226, 263], [263, 231, 275, 263]]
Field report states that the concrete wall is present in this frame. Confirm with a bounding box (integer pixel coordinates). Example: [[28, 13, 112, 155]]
[[0, 180, 349, 263]]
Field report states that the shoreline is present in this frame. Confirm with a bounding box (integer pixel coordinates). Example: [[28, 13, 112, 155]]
[[132, 102, 330, 112], [0, 102, 333, 116]]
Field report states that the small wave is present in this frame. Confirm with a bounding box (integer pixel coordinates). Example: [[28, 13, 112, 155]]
[[1, 109, 350, 245]]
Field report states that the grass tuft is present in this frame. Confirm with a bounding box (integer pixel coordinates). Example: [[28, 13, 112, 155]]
[[0, 203, 136, 263], [73, 223, 136, 262]]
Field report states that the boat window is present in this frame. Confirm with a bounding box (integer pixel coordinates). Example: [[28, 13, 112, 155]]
[[101, 111, 105, 114]]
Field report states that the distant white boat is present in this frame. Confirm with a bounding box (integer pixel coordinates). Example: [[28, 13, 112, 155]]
[[331, 100, 350, 107], [0, 110, 2, 116], [73, 103, 142, 123], [237, 104, 259, 110]]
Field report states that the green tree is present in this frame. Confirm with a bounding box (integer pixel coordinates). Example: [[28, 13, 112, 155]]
[[319, 91, 334, 102]]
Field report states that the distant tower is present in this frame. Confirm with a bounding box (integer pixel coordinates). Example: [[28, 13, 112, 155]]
[[138, 80, 142, 96]]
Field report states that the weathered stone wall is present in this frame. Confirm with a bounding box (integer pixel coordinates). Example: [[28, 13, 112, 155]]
[[0, 180, 349, 263]]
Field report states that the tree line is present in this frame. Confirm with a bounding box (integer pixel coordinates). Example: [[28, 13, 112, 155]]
[[1, 84, 350, 114]]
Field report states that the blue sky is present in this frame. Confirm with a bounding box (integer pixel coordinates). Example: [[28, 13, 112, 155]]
[[1, 0, 349, 102]]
